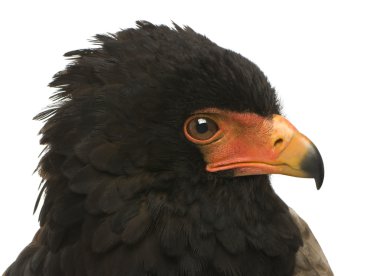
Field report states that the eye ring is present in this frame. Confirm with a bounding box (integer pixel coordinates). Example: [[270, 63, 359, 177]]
[[184, 116, 220, 143]]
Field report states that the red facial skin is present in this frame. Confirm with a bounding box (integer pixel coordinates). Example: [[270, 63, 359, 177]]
[[184, 108, 317, 179]]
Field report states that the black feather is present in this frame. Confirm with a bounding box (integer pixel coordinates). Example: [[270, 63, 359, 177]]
[[92, 219, 121, 253], [30, 247, 48, 273], [61, 155, 85, 179], [69, 164, 111, 195], [121, 203, 152, 245]]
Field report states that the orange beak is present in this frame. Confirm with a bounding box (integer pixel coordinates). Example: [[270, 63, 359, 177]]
[[192, 110, 324, 189]]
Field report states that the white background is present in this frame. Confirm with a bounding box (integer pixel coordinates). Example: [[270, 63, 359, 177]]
[[1, 1, 379, 275]]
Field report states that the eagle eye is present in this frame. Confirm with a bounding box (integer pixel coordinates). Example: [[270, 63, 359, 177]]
[[185, 117, 219, 142]]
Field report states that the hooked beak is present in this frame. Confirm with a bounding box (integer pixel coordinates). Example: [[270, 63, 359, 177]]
[[200, 112, 324, 189]]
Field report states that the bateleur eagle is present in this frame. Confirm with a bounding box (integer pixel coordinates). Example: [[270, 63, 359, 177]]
[[4, 21, 333, 276]]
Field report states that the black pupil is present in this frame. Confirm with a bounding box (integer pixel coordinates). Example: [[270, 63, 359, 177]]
[[196, 119, 209, 133]]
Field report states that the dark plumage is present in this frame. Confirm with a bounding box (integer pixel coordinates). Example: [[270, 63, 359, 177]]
[[4, 21, 332, 276]]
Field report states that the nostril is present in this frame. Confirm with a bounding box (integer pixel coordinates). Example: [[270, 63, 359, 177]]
[[274, 138, 284, 148]]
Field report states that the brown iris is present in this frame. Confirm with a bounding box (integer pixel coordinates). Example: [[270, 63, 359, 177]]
[[185, 117, 219, 141]]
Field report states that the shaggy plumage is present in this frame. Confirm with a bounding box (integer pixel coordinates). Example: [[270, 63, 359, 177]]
[[4, 21, 332, 276]]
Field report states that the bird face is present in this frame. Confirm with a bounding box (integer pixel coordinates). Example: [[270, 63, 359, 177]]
[[183, 108, 324, 189], [37, 21, 325, 195]]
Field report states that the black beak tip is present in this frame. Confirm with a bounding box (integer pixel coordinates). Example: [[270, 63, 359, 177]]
[[315, 169, 324, 190], [301, 144, 324, 190]]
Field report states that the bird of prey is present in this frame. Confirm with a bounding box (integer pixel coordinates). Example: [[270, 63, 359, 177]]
[[4, 21, 333, 276]]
